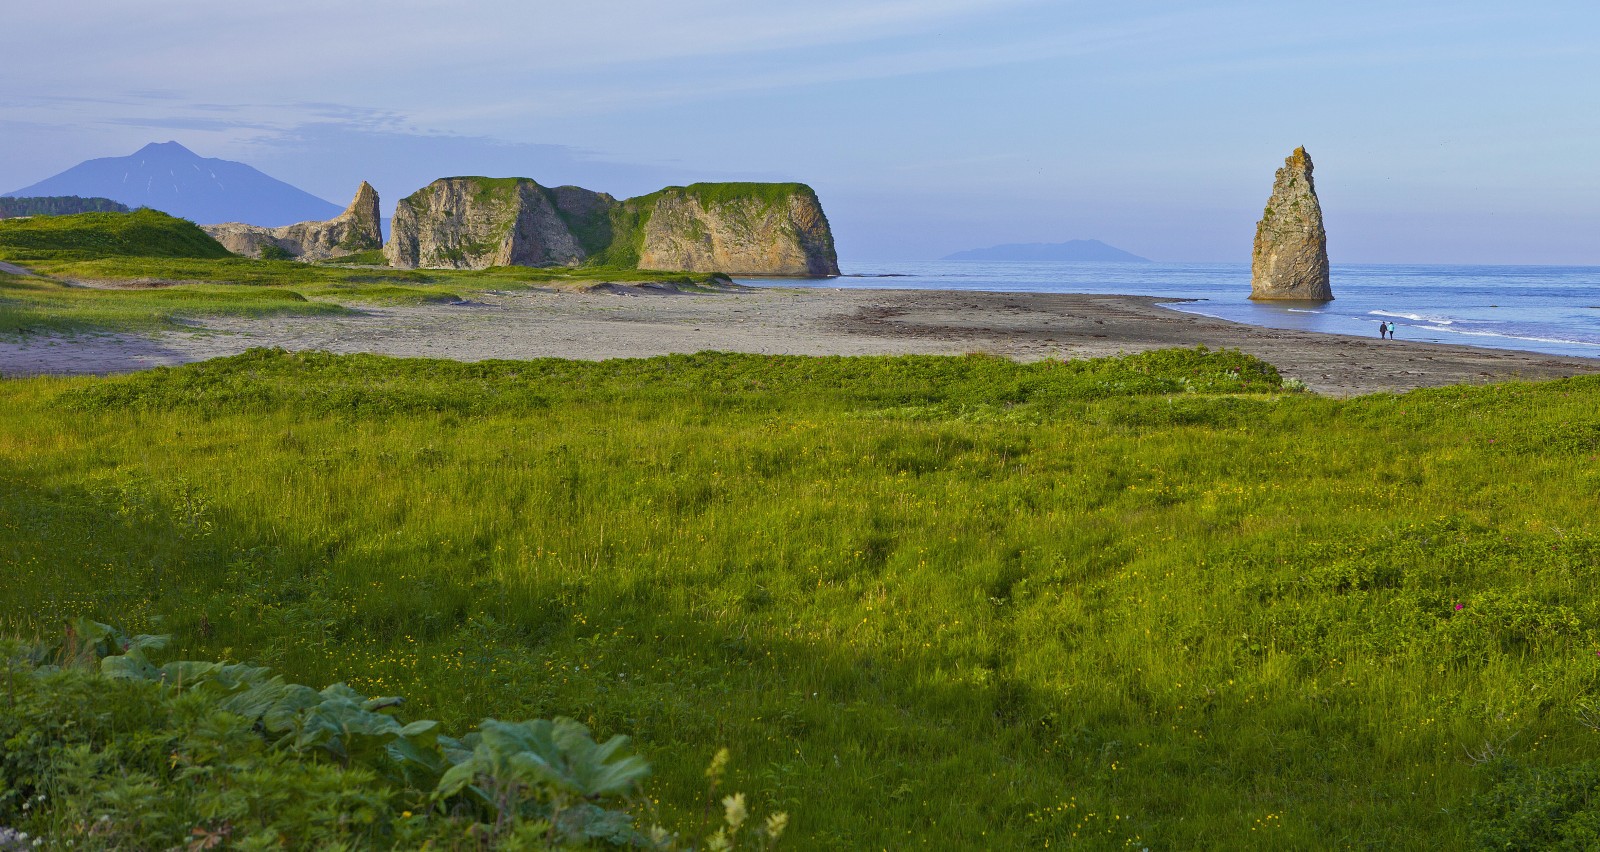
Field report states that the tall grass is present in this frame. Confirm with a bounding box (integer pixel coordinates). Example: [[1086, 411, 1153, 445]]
[[2, 348, 1598, 847]]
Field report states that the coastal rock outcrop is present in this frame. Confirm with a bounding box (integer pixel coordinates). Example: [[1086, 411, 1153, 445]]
[[385, 178, 838, 276], [635, 184, 839, 277], [203, 182, 383, 261], [1250, 147, 1331, 301], [384, 178, 611, 270]]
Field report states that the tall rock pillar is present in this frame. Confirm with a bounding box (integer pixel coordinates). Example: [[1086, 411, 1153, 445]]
[[1250, 147, 1331, 301]]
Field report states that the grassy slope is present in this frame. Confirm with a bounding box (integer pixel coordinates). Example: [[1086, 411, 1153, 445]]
[[0, 209, 232, 261], [2, 348, 1598, 848]]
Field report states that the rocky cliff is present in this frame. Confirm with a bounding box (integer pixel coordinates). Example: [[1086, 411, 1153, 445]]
[[384, 178, 612, 270], [203, 182, 382, 261], [385, 178, 838, 276], [634, 184, 839, 276], [1250, 147, 1331, 301]]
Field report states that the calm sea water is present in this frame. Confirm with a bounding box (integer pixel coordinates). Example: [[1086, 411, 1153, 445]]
[[739, 261, 1600, 360]]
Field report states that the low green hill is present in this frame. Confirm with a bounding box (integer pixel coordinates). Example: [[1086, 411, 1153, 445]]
[[0, 208, 233, 261]]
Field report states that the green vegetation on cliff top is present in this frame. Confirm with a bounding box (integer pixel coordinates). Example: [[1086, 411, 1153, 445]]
[[4, 347, 1600, 847], [658, 181, 815, 210]]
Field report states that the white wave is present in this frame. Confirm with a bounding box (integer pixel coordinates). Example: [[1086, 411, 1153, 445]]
[[1287, 308, 1321, 314], [1369, 309, 1459, 325], [1414, 324, 1600, 348]]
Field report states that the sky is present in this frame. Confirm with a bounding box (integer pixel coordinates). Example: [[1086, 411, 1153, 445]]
[[4, 0, 1599, 264]]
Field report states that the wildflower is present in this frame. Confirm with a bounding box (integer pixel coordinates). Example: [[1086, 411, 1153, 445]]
[[1454, 603, 1464, 611], [705, 747, 730, 782], [723, 793, 747, 831], [766, 812, 790, 840]]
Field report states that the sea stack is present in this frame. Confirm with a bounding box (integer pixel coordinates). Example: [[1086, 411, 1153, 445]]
[[202, 181, 383, 261], [385, 177, 604, 270], [1250, 147, 1331, 301], [636, 184, 840, 276]]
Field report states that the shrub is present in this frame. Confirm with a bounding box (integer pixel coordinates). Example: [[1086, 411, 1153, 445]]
[[0, 622, 786, 850]]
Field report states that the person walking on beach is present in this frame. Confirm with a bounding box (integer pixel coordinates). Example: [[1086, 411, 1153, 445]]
[[1378, 319, 1387, 339], [1387, 321, 1397, 340]]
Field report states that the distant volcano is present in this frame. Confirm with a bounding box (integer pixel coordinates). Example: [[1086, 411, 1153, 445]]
[[5, 141, 340, 227], [943, 239, 1149, 262]]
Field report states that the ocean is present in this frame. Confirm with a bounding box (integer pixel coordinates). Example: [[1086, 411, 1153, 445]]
[[740, 261, 1600, 360]]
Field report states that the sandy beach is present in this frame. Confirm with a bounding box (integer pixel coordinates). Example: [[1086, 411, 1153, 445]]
[[3, 285, 1597, 396]]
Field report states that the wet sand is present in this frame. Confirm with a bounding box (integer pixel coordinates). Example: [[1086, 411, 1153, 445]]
[[2, 286, 1597, 396]]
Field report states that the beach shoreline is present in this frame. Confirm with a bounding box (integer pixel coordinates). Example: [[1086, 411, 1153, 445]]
[[3, 286, 1597, 396]]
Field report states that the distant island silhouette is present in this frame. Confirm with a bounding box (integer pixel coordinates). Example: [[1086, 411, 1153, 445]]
[[943, 239, 1149, 262]]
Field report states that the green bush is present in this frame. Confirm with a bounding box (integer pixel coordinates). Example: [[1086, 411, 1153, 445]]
[[0, 622, 786, 850], [257, 243, 294, 262], [1470, 759, 1600, 850]]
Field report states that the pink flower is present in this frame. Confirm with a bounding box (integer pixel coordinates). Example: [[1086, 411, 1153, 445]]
[[1454, 603, 1465, 611]]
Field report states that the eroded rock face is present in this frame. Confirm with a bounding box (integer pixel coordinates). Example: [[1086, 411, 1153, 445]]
[[203, 182, 383, 262], [1250, 147, 1331, 301], [384, 178, 609, 270], [635, 185, 839, 277], [385, 177, 839, 276]]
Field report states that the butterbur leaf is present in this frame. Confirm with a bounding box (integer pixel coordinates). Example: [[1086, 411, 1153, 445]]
[[101, 653, 159, 681], [319, 683, 367, 703], [400, 719, 439, 739], [435, 760, 480, 799], [219, 677, 295, 721], [68, 617, 123, 657], [365, 695, 405, 712], [207, 662, 272, 691], [556, 802, 643, 845], [549, 718, 650, 797], [437, 733, 475, 766], [125, 633, 169, 658], [158, 660, 223, 687], [259, 683, 324, 732], [507, 750, 568, 790], [386, 733, 449, 787]]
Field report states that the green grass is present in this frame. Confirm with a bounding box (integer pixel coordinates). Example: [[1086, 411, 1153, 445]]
[[0, 209, 232, 261], [3, 347, 1598, 847], [0, 257, 728, 337], [0, 275, 350, 336], [325, 248, 388, 265], [665, 182, 814, 212]]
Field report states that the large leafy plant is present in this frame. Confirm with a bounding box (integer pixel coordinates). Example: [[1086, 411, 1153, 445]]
[[0, 621, 785, 849]]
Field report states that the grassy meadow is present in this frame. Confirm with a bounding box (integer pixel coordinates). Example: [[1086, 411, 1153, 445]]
[[0, 210, 735, 338], [3, 346, 1600, 848]]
